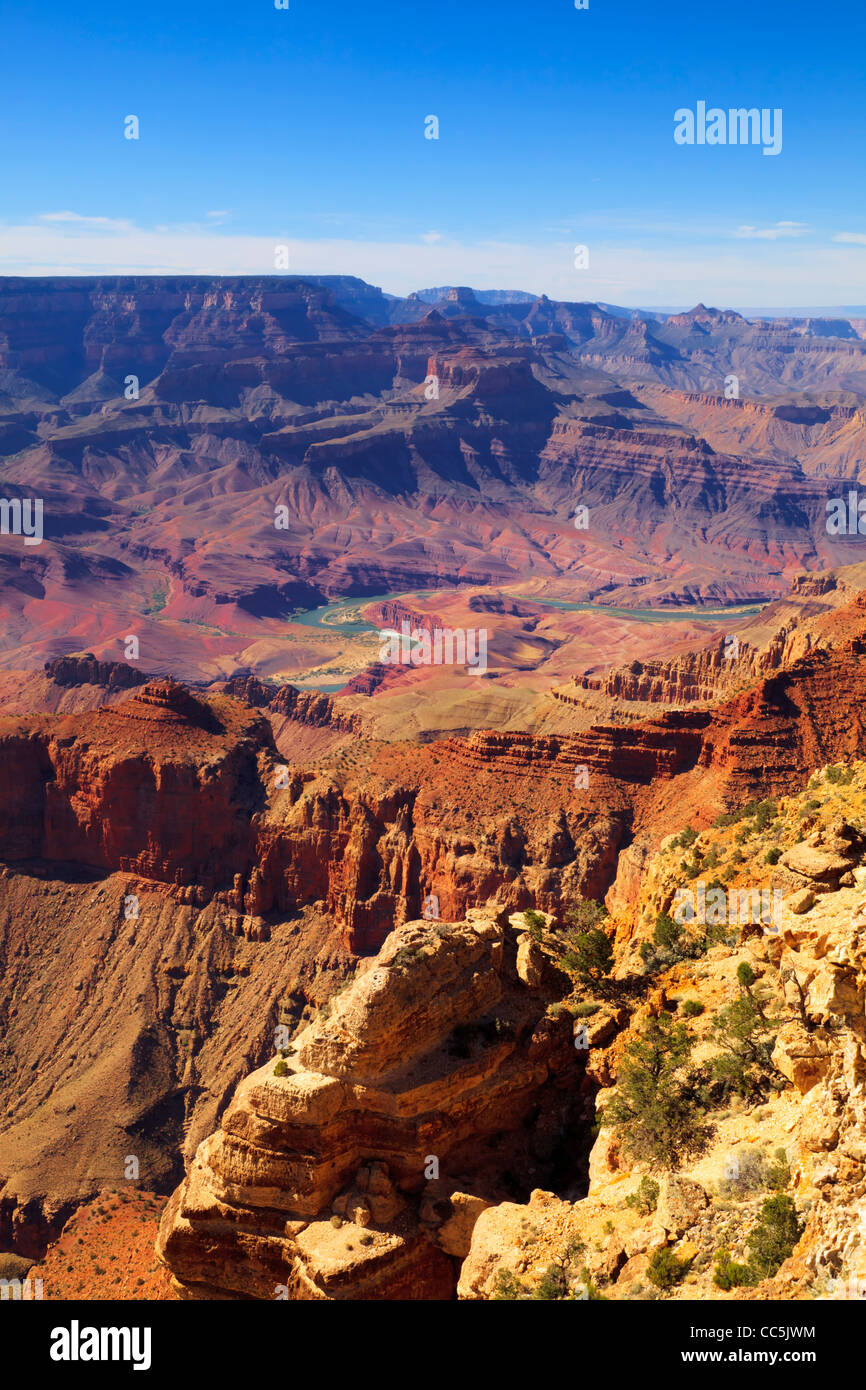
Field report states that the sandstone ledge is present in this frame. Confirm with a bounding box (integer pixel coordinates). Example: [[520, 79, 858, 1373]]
[[157, 908, 577, 1299]]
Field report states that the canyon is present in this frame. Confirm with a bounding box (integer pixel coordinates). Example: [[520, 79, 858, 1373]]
[[2, 278, 866, 1303], [1, 564, 865, 1270], [2, 277, 866, 691]]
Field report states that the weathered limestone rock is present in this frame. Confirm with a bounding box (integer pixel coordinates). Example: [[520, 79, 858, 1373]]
[[157, 911, 575, 1300], [436, 1193, 493, 1258], [806, 964, 862, 1023], [457, 1190, 577, 1299], [781, 820, 864, 890], [655, 1174, 709, 1236], [587, 1096, 621, 1189], [786, 888, 816, 915], [772, 1022, 831, 1094]]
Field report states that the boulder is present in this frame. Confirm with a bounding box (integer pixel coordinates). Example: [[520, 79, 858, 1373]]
[[656, 1174, 709, 1236], [781, 820, 863, 888], [771, 1022, 831, 1093], [807, 964, 862, 1023], [436, 1192, 493, 1258], [786, 888, 816, 915]]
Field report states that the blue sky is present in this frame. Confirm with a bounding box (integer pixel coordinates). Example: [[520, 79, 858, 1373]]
[[1, 0, 864, 306]]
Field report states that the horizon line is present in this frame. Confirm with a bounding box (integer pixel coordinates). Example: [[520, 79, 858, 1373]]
[[0, 272, 863, 320]]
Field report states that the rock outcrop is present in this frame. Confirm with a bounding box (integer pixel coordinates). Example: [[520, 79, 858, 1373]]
[[156, 909, 578, 1299], [44, 653, 149, 692], [459, 760, 866, 1302]]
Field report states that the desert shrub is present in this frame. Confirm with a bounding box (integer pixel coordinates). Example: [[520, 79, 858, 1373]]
[[765, 847, 783, 865], [671, 825, 699, 849], [681, 850, 704, 880], [523, 909, 546, 941], [479, 1016, 514, 1043], [719, 1145, 773, 1196], [572, 1001, 601, 1018], [536, 1241, 600, 1301], [639, 912, 686, 972], [532, 1263, 570, 1299], [753, 800, 778, 831], [565, 898, 609, 932], [600, 1013, 708, 1167], [491, 1268, 528, 1300], [392, 947, 419, 967], [654, 912, 682, 953], [745, 1195, 804, 1280], [766, 1147, 792, 1191], [625, 1177, 660, 1216], [561, 927, 614, 986], [720, 1145, 790, 1196], [713, 1248, 755, 1289], [491, 1238, 591, 1301], [709, 994, 781, 1101], [825, 764, 854, 785], [680, 999, 705, 1018], [714, 798, 777, 831], [574, 1270, 607, 1300], [641, 907, 732, 974], [647, 1247, 691, 1289], [273, 1059, 289, 1077]]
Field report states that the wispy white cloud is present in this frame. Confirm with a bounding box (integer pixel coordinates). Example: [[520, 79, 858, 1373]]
[[0, 215, 863, 308], [834, 232, 866, 246], [38, 211, 134, 231], [733, 221, 809, 240]]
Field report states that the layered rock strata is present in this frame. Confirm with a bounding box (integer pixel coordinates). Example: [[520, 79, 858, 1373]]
[[157, 909, 576, 1299]]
